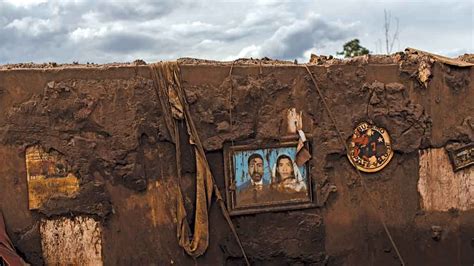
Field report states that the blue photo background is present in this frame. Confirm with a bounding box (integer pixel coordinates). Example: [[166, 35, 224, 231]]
[[234, 146, 307, 190]]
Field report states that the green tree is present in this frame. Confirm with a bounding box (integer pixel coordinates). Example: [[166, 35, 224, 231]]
[[337, 39, 370, 58]]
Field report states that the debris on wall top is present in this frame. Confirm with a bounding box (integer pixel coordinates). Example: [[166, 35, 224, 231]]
[[1, 48, 472, 70]]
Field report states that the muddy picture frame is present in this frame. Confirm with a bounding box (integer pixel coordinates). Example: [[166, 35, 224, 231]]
[[447, 142, 474, 172], [224, 136, 315, 216]]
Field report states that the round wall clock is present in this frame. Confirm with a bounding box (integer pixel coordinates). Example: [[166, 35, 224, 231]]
[[347, 122, 393, 173]]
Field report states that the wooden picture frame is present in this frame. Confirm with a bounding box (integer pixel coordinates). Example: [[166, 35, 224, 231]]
[[224, 136, 315, 216]]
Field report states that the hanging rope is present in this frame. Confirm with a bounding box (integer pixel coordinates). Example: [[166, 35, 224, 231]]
[[150, 62, 249, 265], [228, 61, 236, 148], [303, 64, 406, 266]]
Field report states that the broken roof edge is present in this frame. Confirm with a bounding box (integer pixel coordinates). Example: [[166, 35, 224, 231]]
[[404, 47, 474, 67], [0, 47, 472, 71]]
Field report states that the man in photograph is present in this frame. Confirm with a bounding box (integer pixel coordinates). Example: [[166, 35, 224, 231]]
[[237, 153, 270, 206]]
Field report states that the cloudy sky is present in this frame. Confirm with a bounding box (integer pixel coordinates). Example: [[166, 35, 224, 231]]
[[0, 0, 472, 64]]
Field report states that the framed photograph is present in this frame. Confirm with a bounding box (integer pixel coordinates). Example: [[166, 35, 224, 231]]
[[224, 137, 315, 216]]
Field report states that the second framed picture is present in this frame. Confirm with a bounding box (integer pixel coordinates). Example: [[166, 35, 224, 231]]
[[224, 137, 315, 216]]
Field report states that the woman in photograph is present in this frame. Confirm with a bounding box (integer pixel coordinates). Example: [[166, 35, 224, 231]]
[[271, 154, 307, 193]]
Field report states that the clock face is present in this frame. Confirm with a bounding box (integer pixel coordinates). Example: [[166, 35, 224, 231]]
[[347, 122, 393, 173]]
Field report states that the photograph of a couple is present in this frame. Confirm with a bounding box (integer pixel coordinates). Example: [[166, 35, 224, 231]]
[[228, 144, 312, 212]]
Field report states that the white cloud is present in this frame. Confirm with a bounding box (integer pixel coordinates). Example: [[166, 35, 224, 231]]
[[194, 39, 224, 49], [229, 13, 355, 61], [235, 45, 261, 59], [0, 0, 472, 64], [69, 27, 107, 42], [5, 17, 59, 36], [3, 0, 47, 8], [170, 21, 219, 37]]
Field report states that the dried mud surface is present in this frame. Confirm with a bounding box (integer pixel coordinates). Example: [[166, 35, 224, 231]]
[[0, 51, 472, 265]]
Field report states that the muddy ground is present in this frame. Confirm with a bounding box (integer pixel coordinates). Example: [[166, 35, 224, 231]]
[[0, 50, 473, 265]]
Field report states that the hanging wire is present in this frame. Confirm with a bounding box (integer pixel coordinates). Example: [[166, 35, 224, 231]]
[[304, 64, 406, 266]]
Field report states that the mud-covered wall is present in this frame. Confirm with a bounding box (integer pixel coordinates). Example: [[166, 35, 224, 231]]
[[0, 53, 472, 265]]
